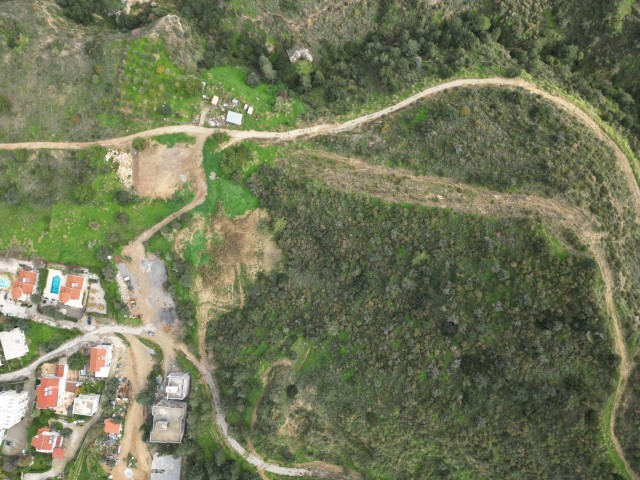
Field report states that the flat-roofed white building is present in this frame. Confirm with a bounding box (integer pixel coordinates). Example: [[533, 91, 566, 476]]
[[151, 454, 182, 480], [226, 110, 243, 126], [0, 328, 28, 361], [150, 401, 187, 444], [165, 372, 190, 400], [0, 390, 29, 429], [72, 394, 100, 417], [0, 390, 29, 446]]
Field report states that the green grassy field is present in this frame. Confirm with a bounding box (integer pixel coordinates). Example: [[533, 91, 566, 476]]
[[0, 148, 192, 269], [197, 136, 261, 217], [202, 67, 306, 130], [151, 133, 196, 147]]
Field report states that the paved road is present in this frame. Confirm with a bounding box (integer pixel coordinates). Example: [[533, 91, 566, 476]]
[[0, 325, 145, 382], [0, 76, 637, 480]]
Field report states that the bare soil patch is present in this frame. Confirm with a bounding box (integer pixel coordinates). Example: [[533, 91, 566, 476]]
[[176, 209, 282, 357], [133, 143, 200, 199]]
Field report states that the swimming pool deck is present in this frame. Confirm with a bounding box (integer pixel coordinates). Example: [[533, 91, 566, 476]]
[[43, 268, 63, 301]]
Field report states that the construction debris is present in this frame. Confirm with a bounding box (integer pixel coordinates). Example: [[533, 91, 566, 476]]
[[105, 150, 134, 190]]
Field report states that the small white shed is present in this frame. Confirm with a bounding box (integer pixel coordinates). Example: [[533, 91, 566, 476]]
[[226, 111, 243, 126]]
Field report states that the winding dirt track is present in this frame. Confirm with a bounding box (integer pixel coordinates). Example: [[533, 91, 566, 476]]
[[1, 77, 637, 479]]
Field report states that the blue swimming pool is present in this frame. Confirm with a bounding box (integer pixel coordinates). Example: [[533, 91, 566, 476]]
[[0, 277, 9, 288], [50, 275, 61, 294]]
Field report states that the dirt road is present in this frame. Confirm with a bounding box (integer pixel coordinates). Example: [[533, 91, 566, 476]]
[[1, 76, 638, 479], [111, 334, 154, 480]]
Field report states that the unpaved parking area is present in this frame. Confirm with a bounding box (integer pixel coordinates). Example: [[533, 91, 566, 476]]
[[133, 144, 199, 199]]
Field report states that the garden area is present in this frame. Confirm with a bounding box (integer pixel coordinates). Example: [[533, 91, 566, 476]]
[[0, 317, 80, 372]]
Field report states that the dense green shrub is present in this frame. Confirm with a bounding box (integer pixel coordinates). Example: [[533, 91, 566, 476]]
[[207, 167, 617, 478]]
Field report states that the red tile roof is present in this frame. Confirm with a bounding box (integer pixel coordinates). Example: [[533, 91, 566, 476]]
[[104, 418, 122, 435], [36, 377, 60, 409], [58, 275, 84, 304], [55, 364, 66, 378], [31, 428, 61, 453], [89, 347, 108, 374], [11, 286, 23, 300], [11, 270, 36, 300], [52, 447, 65, 459]]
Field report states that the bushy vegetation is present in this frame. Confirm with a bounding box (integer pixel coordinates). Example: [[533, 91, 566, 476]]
[[146, 136, 262, 347], [158, 355, 260, 480], [312, 87, 626, 207], [207, 167, 618, 478], [616, 365, 640, 473], [312, 86, 640, 346]]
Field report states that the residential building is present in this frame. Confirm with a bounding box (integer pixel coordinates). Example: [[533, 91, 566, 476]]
[[150, 401, 187, 444], [89, 344, 113, 378], [0, 390, 29, 445], [226, 110, 243, 126], [36, 360, 68, 410], [151, 454, 182, 480], [43, 270, 88, 309], [59, 274, 87, 309], [0, 328, 28, 361], [165, 372, 190, 400], [31, 427, 63, 454], [52, 447, 65, 459], [104, 418, 122, 435], [72, 394, 100, 416], [11, 269, 37, 303], [0, 390, 29, 429]]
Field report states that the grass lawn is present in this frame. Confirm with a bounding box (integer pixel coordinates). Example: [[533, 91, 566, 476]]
[[117, 39, 305, 132], [138, 337, 164, 364], [151, 133, 196, 147]]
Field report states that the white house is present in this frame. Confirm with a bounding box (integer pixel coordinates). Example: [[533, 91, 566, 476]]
[[0, 390, 29, 445], [43, 269, 88, 309], [0, 328, 29, 361], [165, 372, 190, 400], [36, 360, 68, 410], [72, 394, 100, 416]]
